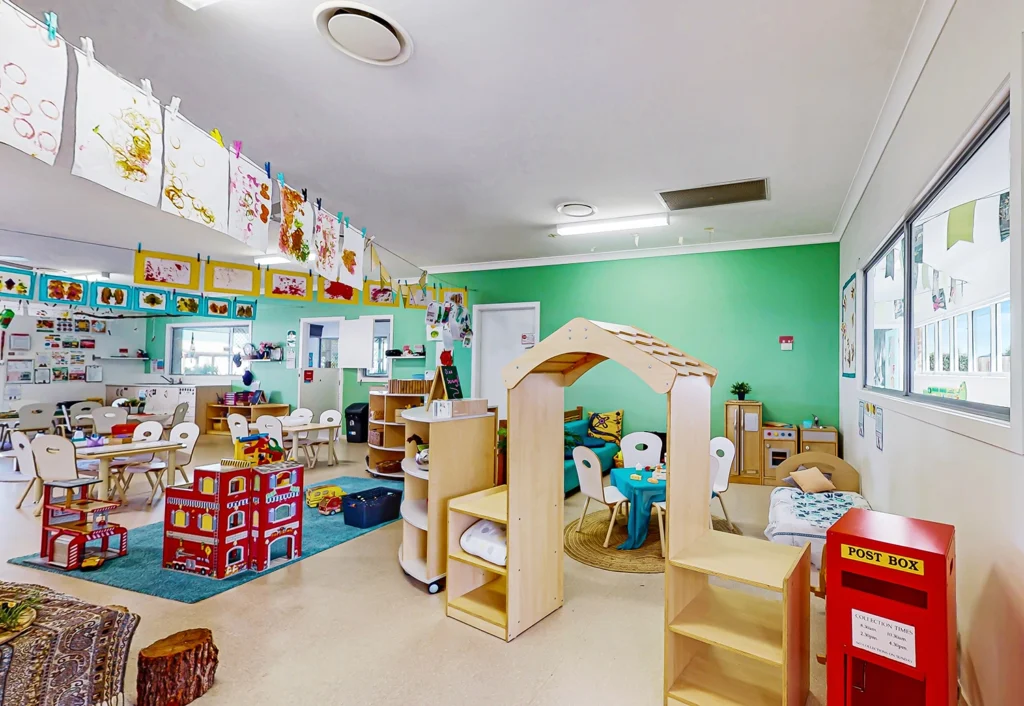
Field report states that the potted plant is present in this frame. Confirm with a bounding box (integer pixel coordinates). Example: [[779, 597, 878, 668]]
[[126, 398, 145, 414], [0, 593, 40, 639], [730, 381, 752, 401], [496, 426, 508, 485]]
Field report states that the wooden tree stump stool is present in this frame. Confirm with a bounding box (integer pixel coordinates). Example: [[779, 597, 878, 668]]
[[137, 628, 219, 706]]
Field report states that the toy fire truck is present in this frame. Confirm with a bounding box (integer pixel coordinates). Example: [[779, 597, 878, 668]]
[[163, 460, 304, 579], [39, 478, 127, 570]]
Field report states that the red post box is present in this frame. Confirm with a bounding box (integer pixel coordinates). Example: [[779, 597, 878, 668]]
[[826, 508, 956, 706]]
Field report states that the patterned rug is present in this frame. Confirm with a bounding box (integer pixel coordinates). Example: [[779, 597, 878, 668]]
[[563, 511, 741, 573], [9, 476, 401, 604]]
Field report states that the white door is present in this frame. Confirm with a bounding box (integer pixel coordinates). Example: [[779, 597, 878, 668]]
[[472, 303, 540, 419]]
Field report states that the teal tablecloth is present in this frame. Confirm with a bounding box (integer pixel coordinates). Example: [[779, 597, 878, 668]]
[[610, 467, 666, 550]]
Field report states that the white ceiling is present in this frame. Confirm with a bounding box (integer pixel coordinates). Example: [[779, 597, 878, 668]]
[[0, 0, 924, 275]]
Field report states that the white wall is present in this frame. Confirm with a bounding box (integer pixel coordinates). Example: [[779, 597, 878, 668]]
[[839, 1, 1023, 703]]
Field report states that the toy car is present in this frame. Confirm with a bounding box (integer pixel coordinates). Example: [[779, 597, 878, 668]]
[[80, 556, 106, 571], [305, 484, 345, 508], [318, 496, 343, 516]]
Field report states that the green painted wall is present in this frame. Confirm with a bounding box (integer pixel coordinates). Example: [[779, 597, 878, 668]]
[[147, 243, 839, 435]]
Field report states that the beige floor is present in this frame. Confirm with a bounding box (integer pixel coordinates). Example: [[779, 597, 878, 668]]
[[0, 436, 827, 705]]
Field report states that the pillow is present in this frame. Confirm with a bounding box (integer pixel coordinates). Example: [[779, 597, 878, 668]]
[[461, 519, 507, 567], [588, 410, 623, 444], [789, 467, 836, 493]]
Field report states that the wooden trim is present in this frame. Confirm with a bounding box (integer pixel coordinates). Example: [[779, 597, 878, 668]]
[[774, 452, 860, 493], [563, 406, 584, 423]]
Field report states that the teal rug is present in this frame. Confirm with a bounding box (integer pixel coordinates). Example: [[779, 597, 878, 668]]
[[9, 476, 402, 604]]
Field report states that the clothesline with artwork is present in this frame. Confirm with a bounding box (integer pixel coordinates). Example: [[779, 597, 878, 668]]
[[0, 0, 429, 290]]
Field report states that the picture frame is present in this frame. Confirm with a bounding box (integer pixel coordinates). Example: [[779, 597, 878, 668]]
[[402, 284, 437, 310], [204, 260, 261, 296], [134, 250, 201, 290], [135, 287, 170, 313], [363, 280, 398, 307], [232, 299, 257, 320], [264, 269, 313, 301], [204, 297, 233, 318], [172, 293, 204, 315], [441, 287, 468, 308], [841, 273, 856, 379], [0, 266, 35, 300], [317, 278, 358, 305], [89, 281, 133, 310], [39, 275, 88, 305], [91, 320, 107, 334]]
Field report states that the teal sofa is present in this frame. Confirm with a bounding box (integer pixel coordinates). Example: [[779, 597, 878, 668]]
[[563, 417, 619, 495]]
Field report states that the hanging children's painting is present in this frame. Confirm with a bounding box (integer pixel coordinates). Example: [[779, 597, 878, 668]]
[[276, 183, 313, 264], [71, 49, 163, 205], [403, 284, 437, 310], [264, 269, 312, 301], [841, 273, 856, 378], [39, 275, 86, 304], [204, 297, 231, 318], [441, 287, 468, 308], [89, 281, 132, 310], [0, 1, 68, 164], [312, 209, 341, 281], [204, 260, 260, 296], [134, 250, 201, 289], [317, 278, 357, 305], [173, 292, 203, 315], [0, 266, 34, 299], [335, 224, 364, 291], [363, 280, 398, 307], [226, 152, 271, 251], [135, 287, 169, 312], [160, 110, 229, 231], [233, 300, 257, 320]]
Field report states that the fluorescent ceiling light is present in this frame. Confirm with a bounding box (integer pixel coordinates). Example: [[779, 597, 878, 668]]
[[555, 214, 669, 236], [173, 0, 225, 9], [254, 255, 290, 266]]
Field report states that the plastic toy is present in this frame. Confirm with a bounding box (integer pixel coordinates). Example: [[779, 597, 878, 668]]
[[233, 433, 285, 466], [80, 555, 106, 571], [305, 484, 345, 508], [317, 496, 342, 516], [163, 460, 304, 579], [39, 478, 127, 571]]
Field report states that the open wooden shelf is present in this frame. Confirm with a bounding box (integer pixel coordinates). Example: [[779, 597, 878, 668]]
[[449, 549, 507, 576], [668, 585, 783, 665], [448, 485, 507, 523], [667, 646, 782, 706], [400, 457, 429, 480], [669, 531, 802, 593], [400, 499, 428, 531], [448, 577, 507, 628]]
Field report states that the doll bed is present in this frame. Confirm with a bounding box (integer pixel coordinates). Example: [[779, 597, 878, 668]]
[[763, 452, 867, 569]]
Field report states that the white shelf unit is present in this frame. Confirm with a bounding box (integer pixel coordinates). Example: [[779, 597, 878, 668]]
[[398, 404, 496, 594], [366, 390, 426, 479]]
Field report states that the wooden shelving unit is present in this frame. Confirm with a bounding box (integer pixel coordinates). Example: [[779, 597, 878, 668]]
[[205, 403, 290, 435], [665, 528, 810, 706], [447, 485, 509, 638], [367, 390, 425, 479], [398, 404, 495, 594]]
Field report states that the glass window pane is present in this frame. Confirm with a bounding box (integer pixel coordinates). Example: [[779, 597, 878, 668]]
[[169, 325, 250, 376], [925, 323, 936, 372], [914, 327, 924, 372], [866, 235, 905, 391], [910, 112, 1010, 408], [998, 300, 1011, 373]]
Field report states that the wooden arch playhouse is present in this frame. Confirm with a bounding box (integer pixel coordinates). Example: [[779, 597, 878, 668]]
[[444, 318, 810, 705]]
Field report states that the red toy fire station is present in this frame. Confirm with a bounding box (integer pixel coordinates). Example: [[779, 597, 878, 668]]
[[826, 508, 956, 706], [163, 460, 304, 579]]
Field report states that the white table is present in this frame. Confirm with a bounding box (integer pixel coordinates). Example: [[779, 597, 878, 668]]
[[74, 439, 184, 501]]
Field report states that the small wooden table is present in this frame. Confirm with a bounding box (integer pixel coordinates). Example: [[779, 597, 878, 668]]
[[74, 439, 184, 501], [248, 421, 342, 466]]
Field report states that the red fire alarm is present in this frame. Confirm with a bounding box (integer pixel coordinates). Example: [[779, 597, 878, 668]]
[[779, 335, 794, 351]]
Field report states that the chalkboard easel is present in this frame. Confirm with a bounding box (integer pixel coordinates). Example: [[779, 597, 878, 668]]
[[426, 365, 463, 405]]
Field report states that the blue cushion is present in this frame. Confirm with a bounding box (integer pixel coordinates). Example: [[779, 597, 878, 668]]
[[564, 418, 589, 439], [581, 436, 604, 448]]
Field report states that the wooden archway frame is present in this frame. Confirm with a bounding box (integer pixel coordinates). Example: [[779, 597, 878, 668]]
[[501, 318, 717, 640]]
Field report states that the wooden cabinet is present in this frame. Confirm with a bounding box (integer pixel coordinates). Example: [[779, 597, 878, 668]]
[[799, 426, 838, 456], [724, 400, 762, 484]]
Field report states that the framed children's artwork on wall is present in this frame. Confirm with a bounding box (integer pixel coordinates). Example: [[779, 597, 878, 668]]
[[232, 300, 257, 320], [402, 284, 437, 310], [135, 287, 170, 313], [264, 269, 313, 301], [173, 293, 203, 315], [0, 267, 35, 300], [89, 281, 133, 310], [841, 273, 856, 378], [205, 297, 232, 318], [39, 275, 87, 305], [317, 278, 357, 305], [204, 260, 261, 296], [441, 287, 468, 308], [134, 250, 201, 290], [363, 280, 398, 307]]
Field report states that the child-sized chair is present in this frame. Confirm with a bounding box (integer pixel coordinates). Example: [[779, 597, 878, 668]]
[[300, 409, 341, 468], [29, 434, 80, 516], [573, 446, 629, 548], [227, 413, 250, 442], [620, 431, 663, 468], [117, 421, 167, 505], [169, 422, 200, 485]]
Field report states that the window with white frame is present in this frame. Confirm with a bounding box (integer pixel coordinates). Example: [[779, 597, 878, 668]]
[[359, 317, 393, 381], [168, 323, 251, 376], [271, 504, 295, 523], [865, 101, 1011, 417]]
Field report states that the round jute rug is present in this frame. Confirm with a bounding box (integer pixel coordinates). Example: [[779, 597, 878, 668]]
[[563, 511, 741, 574]]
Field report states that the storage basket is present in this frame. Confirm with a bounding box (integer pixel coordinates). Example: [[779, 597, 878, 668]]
[[342, 487, 402, 528], [367, 429, 384, 447], [387, 379, 431, 395]]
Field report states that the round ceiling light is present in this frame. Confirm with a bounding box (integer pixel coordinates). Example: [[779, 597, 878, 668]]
[[314, 2, 413, 66], [556, 202, 597, 218]]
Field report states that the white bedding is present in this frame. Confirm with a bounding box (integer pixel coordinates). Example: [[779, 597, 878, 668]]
[[764, 487, 871, 569], [460, 519, 507, 567]]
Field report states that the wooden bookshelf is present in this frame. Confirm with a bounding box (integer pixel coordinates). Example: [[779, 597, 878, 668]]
[[447, 486, 509, 639], [205, 403, 290, 435], [366, 389, 425, 479], [398, 404, 496, 594]]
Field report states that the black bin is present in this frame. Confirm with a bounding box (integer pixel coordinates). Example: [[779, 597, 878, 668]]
[[342, 488, 402, 528], [345, 402, 369, 443]]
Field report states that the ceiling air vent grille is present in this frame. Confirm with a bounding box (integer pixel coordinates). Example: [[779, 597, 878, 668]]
[[658, 178, 769, 211]]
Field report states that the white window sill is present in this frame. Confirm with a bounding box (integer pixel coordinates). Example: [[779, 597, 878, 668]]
[[857, 386, 1021, 454]]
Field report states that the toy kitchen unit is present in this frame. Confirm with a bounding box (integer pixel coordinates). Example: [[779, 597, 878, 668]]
[[762, 422, 799, 486], [106, 383, 229, 429]]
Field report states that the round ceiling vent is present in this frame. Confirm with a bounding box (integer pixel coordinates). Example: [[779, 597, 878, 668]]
[[314, 2, 413, 66], [556, 202, 597, 218]]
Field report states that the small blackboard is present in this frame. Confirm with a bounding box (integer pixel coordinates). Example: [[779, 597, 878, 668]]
[[440, 365, 463, 399]]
